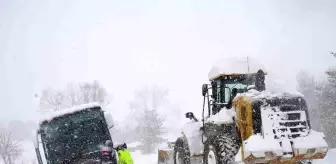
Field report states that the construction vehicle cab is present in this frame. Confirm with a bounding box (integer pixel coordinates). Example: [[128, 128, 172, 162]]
[[202, 69, 266, 115], [158, 57, 328, 164]]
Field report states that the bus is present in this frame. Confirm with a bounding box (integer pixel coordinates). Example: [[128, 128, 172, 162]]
[[33, 103, 117, 164]]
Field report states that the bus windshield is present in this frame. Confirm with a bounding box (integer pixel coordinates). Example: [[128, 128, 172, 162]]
[[39, 108, 111, 163]]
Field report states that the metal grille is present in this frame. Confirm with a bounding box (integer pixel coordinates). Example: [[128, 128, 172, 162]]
[[272, 107, 309, 139], [262, 105, 309, 140]]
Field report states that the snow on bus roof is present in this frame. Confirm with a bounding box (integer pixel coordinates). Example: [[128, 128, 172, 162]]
[[39, 102, 101, 125], [208, 56, 266, 80]]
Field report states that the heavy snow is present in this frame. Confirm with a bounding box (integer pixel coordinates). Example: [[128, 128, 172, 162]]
[[13, 140, 336, 164], [243, 134, 283, 158], [236, 133, 329, 162], [281, 139, 293, 158], [206, 107, 235, 124], [292, 130, 328, 149], [234, 89, 304, 102], [15, 141, 159, 164], [233, 89, 328, 162], [261, 106, 309, 139], [38, 102, 101, 125], [208, 56, 267, 80], [181, 121, 204, 155]]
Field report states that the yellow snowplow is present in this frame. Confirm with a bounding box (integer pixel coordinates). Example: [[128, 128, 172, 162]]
[[158, 57, 328, 164]]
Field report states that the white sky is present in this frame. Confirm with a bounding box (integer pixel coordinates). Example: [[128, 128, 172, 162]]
[[0, 0, 335, 122]]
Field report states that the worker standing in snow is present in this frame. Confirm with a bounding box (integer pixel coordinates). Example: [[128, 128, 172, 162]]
[[116, 143, 134, 164]]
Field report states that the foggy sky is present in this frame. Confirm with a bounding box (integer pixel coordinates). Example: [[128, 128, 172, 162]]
[[0, 0, 335, 122]]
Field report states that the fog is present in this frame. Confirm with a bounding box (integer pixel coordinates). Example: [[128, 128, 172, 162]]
[[1, 0, 335, 124]]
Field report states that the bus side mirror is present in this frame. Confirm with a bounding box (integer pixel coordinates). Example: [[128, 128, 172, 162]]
[[104, 112, 114, 129], [202, 84, 208, 96]]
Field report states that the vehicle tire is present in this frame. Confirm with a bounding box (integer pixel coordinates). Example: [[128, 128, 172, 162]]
[[203, 135, 240, 164], [173, 137, 191, 164]]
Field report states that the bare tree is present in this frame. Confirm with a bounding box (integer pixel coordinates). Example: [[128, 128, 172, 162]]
[[0, 128, 22, 164], [296, 71, 322, 130], [319, 53, 336, 148], [129, 85, 168, 154], [77, 80, 110, 106], [296, 53, 336, 148], [129, 85, 169, 113], [39, 80, 110, 112], [39, 88, 66, 112], [66, 83, 79, 107], [136, 109, 165, 154]]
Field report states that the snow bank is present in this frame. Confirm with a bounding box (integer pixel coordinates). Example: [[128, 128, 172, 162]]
[[206, 107, 235, 124], [243, 134, 283, 158], [131, 150, 157, 164], [208, 56, 266, 80], [39, 102, 101, 125], [126, 141, 141, 148], [293, 130, 328, 149], [182, 121, 204, 155]]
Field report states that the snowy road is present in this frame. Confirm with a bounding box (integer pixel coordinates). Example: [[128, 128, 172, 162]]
[[16, 141, 336, 164], [18, 141, 159, 164], [131, 151, 157, 164]]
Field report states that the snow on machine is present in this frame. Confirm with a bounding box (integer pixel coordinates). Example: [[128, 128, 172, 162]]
[[33, 103, 117, 164], [158, 57, 328, 164]]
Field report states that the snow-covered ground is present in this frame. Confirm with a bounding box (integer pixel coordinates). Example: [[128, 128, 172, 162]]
[[131, 150, 157, 164], [14, 140, 336, 164], [15, 141, 159, 164]]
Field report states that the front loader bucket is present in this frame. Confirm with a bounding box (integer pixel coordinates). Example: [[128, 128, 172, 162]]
[[158, 142, 175, 164], [240, 130, 328, 164]]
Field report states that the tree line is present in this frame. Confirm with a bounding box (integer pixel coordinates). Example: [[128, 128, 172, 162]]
[[2, 54, 335, 164], [0, 81, 177, 164], [296, 52, 336, 148], [38, 81, 175, 155]]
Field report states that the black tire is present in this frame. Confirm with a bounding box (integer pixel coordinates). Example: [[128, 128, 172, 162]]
[[203, 135, 240, 164], [173, 137, 191, 164]]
